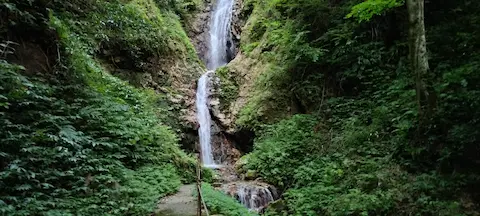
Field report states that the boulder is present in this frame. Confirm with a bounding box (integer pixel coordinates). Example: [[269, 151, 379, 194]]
[[234, 154, 250, 174]]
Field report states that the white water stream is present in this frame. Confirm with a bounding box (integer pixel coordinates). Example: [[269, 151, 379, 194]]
[[207, 0, 235, 70], [196, 71, 216, 167], [196, 0, 235, 167], [222, 182, 276, 211]]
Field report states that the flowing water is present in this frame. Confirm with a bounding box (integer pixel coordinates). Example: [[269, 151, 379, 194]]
[[196, 0, 235, 166], [195, 0, 277, 210], [207, 0, 235, 69], [196, 71, 216, 167], [222, 182, 277, 211]]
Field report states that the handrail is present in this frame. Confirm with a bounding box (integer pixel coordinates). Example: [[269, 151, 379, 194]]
[[197, 184, 210, 216], [196, 154, 210, 216]]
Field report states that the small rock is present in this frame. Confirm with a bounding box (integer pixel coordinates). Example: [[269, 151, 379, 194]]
[[212, 182, 223, 187], [245, 170, 257, 180]]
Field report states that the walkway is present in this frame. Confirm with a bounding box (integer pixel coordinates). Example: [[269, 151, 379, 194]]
[[155, 184, 197, 216]]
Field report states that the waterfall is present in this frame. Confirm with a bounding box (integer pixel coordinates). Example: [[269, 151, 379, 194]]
[[208, 0, 235, 69], [222, 182, 277, 212], [196, 0, 235, 167], [195, 0, 277, 211], [196, 71, 216, 167]]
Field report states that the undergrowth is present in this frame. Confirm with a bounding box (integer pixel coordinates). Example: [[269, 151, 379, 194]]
[[238, 0, 480, 215], [0, 0, 204, 215]]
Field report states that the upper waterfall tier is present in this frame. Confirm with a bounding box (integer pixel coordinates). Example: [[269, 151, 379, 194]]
[[207, 0, 235, 69]]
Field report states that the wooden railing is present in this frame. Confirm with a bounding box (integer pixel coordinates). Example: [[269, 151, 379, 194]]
[[196, 154, 210, 216]]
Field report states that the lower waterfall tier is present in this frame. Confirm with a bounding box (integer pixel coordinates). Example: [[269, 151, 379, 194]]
[[221, 181, 278, 212]]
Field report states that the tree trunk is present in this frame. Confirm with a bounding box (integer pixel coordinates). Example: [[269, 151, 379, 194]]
[[407, 0, 433, 122]]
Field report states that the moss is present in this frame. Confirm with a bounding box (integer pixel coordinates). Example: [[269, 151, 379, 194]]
[[235, 63, 293, 130], [51, 0, 206, 140], [54, 0, 203, 87], [2, 0, 203, 215], [216, 66, 240, 112]]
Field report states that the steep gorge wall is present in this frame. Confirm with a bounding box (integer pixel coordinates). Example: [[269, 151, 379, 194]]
[[206, 0, 300, 152], [184, 0, 258, 154]]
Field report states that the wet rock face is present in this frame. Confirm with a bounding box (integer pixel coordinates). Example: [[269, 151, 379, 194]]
[[187, 0, 213, 63], [210, 120, 242, 165], [194, 73, 240, 165], [230, 0, 244, 56], [198, 73, 277, 212], [209, 75, 233, 130], [208, 72, 255, 154], [221, 181, 278, 212]]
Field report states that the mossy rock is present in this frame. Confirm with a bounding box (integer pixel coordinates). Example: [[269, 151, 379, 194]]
[[245, 169, 258, 180], [234, 154, 251, 174]]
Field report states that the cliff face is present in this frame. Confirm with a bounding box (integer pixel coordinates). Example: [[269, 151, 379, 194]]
[[207, 0, 297, 148], [186, 0, 213, 64]]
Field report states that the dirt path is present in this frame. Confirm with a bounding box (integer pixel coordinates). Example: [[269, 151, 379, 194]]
[[155, 184, 198, 216]]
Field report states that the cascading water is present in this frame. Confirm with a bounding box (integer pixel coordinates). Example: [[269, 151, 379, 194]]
[[195, 0, 278, 210], [196, 0, 235, 167], [222, 182, 277, 212], [196, 71, 216, 167], [207, 0, 235, 69]]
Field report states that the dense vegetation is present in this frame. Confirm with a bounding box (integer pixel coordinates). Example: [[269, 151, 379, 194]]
[[0, 0, 207, 215], [2, 0, 480, 215], [232, 0, 480, 215]]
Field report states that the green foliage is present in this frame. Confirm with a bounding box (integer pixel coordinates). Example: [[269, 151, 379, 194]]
[[199, 183, 257, 216], [346, 0, 404, 22], [236, 0, 329, 129], [215, 66, 239, 111], [248, 114, 471, 215], [236, 63, 294, 130], [246, 115, 324, 187], [120, 165, 181, 215], [57, 0, 200, 72], [240, 0, 480, 214], [153, 0, 202, 22], [0, 51, 193, 214], [0, 0, 202, 214]]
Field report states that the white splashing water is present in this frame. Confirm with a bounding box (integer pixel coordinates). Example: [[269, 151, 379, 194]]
[[222, 182, 276, 211], [196, 71, 217, 167], [207, 0, 235, 69]]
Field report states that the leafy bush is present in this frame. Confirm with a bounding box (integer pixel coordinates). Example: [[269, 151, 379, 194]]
[[237, 0, 480, 214], [246, 115, 324, 187], [247, 113, 471, 215], [0, 0, 202, 214]]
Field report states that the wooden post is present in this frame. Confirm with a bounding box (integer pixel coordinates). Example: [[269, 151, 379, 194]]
[[196, 154, 202, 216]]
